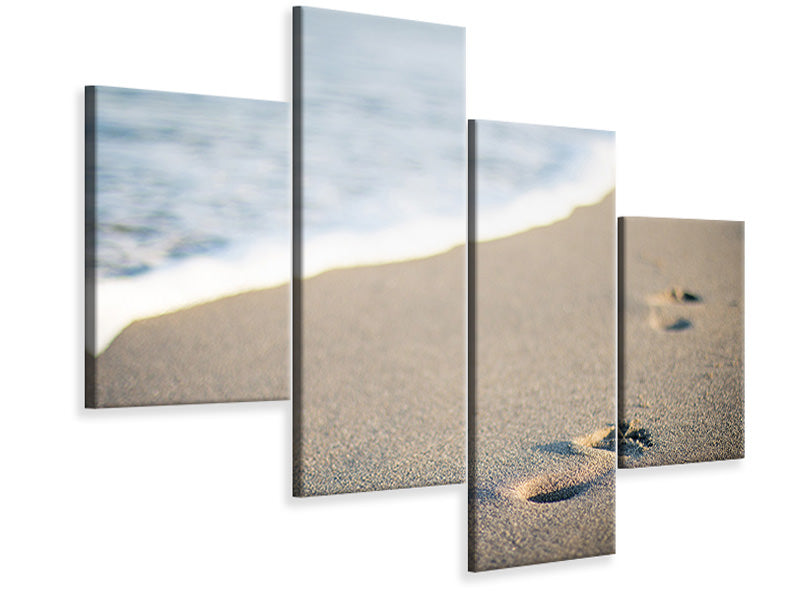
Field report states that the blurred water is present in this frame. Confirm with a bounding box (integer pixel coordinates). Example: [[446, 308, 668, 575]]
[[90, 87, 288, 353], [94, 87, 288, 278], [473, 121, 615, 241], [299, 8, 467, 277]]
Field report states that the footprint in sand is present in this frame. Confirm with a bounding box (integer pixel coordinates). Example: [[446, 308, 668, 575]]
[[500, 426, 617, 504], [648, 313, 693, 331], [647, 286, 702, 305], [617, 419, 653, 457], [646, 286, 702, 332]]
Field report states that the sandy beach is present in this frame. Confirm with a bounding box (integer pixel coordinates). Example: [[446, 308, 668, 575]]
[[469, 193, 616, 571], [87, 284, 289, 407], [294, 246, 465, 496], [618, 218, 744, 467]]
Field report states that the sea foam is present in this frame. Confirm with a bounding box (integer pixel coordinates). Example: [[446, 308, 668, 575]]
[[91, 239, 289, 355]]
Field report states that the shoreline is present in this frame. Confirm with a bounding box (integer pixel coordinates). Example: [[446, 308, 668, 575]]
[[476, 184, 615, 244], [88, 282, 289, 407], [92, 276, 291, 357], [92, 182, 615, 357]]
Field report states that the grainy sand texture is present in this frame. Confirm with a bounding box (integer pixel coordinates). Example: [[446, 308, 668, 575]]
[[87, 285, 289, 407], [469, 194, 616, 571], [293, 248, 465, 495], [619, 217, 744, 467]]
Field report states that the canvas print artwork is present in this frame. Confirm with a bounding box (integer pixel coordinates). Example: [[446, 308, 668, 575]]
[[468, 120, 616, 571], [618, 217, 744, 467], [293, 8, 466, 495], [85, 87, 289, 407]]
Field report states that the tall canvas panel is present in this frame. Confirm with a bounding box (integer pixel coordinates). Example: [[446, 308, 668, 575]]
[[293, 8, 466, 495], [618, 217, 744, 467], [86, 87, 289, 407], [468, 120, 616, 570]]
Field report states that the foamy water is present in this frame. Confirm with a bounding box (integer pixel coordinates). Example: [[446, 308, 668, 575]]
[[299, 8, 467, 278], [301, 119, 614, 278], [89, 87, 289, 354], [473, 121, 615, 242], [93, 239, 290, 355]]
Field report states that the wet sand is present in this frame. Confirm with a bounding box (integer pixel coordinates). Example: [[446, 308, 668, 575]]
[[618, 217, 744, 467], [87, 285, 289, 407], [469, 193, 616, 571]]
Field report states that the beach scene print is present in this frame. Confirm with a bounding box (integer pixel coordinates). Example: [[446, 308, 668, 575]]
[[86, 87, 289, 407], [468, 120, 616, 570], [618, 218, 744, 467], [293, 8, 466, 495]]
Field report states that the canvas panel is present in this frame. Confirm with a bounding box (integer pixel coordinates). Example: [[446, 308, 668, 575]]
[[618, 217, 744, 468], [293, 7, 466, 495], [468, 120, 616, 570], [85, 87, 289, 407]]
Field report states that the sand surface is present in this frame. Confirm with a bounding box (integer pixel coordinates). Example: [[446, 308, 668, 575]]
[[88, 285, 289, 407], [619, 218, 744, 467], [294, 246, 465, 496], [469, 194, 616, 571]]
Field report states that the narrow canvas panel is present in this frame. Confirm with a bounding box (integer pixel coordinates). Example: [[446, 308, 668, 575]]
[[293, 8, 466, 495], [618, 217, 744, 467], [468, 120, 616, 571], [85, 87, 289, 407]]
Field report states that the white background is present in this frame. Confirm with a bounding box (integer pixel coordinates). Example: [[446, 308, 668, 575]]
[[1, 1, 797, 598]]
